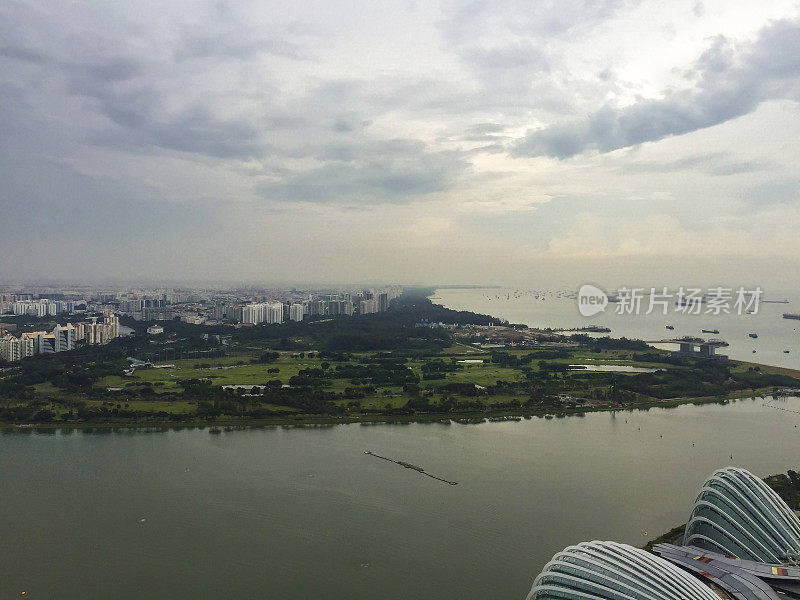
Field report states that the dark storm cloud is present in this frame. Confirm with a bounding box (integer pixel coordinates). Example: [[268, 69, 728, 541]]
[[92, 97, 265, 159], [256, 140, 468, 204], [514, 18, 800, 158], [0, 44, 47, 64], [0, 1, 303, 161], [172, 20, 310, 62]]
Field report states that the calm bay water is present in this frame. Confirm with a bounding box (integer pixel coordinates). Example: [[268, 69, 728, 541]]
[[2, 397, 800, 600], [433, 287, 800, 369]]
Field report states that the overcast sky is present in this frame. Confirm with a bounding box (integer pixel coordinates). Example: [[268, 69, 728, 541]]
[[1, 0, 798, 288]]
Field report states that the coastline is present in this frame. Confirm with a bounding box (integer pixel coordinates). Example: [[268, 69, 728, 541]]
[[430, 286, 800, 371], [0, 386, 783, 432], [3, 288, 798, 430]]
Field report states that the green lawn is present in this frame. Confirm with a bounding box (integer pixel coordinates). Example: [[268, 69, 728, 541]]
[[84, 399, 197, 413], [95, 353, 338, 392], [89, 348, 683, 401], [14, 344, 789, 425]]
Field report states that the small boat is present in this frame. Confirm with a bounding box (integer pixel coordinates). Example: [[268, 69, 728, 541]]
[[701, 329, 719, 334], [784, 350, 791, 354], [665, 325, 674, 330], [748, 333, 758, 339]]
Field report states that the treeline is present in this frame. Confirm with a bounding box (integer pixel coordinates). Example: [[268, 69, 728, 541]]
[[570, 335, 649, 351], [2, 343, 129, 394], [140, 294, 468, 353], [388, 292, 510, 327], [615, 362, 799, 400], [764, 469, 800, 510]]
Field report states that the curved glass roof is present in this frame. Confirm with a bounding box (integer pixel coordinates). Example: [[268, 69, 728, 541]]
[[684, 466, 800, 564], [527, 540, 719, 600]]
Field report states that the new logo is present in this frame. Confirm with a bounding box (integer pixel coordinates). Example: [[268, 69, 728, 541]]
[[577, 284, 608, 317]]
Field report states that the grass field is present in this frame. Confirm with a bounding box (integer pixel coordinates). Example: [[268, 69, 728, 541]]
[[82, 346, 742, 404], [9, 344, 795, 424]]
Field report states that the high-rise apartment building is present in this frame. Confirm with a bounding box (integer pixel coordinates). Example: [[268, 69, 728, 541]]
[[0, 335, 34, 362], [289, 303, 305, 322]]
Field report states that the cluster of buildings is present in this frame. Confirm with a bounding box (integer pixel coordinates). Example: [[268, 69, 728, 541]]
[[1, 286, 401, 326], [7, 299, 76, 316], [241, 302, 287, 325], [0, 295, 78, 317], [527, 466, 800, 600], [117, 298, 173, 321], [107, 287, 400, 326], [0, 312, 120, 362], [209, 291, 395, 326], [0, 284, 402, 361], [0, 334, 35, 362]]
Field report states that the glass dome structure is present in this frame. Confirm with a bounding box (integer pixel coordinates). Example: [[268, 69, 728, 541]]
[[684, 466, 800, 564], [527, 540, 719, 600]]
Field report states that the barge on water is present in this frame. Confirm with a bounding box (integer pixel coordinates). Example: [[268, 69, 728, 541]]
[[364, 451, 458, 485]]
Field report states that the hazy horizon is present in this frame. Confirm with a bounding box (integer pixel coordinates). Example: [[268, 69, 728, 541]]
[[2, 1, 798, 287]]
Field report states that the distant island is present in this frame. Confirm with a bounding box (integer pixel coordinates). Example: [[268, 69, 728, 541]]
[[2, 288, 799, 428]]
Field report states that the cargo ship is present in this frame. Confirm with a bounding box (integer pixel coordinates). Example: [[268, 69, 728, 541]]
[[783, 313, 800, 320], [701, 329, 719, 334]]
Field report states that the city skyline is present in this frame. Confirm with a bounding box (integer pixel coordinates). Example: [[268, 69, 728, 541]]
[[1, 0, 799, 287]]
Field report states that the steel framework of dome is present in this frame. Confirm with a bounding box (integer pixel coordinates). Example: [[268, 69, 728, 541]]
[[683, 466, 800, 564], [526, 540, 720, 600]]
